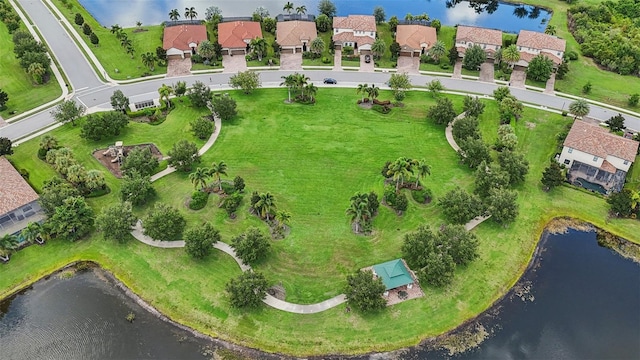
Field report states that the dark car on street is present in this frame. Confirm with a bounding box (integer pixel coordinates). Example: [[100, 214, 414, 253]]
[[323, 78, 337, 84]]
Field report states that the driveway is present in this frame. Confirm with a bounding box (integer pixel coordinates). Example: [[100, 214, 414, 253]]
[[452, 59, 463, 79], [544, 73, 556, 94], [509, 66, 527, 88], [479, 61, 494, 82], [279, 52, 302, 71], [360, 54, 374, 72], [222, 55, 247, 73], [166, 57, 192, 77], [333, 49, 342, 70], [397, 56, 420, 74]]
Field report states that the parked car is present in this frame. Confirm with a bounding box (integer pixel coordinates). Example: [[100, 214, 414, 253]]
[[364, 54, 371, 63], [323, 78, 337, 84]]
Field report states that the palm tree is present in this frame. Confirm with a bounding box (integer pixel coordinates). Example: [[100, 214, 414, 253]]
[[545, 25, 557, 36], [255, 192, 276, 220], [120, 36, 132, 48], [185, 7, 198, 20], [305, 83, 318, 102], [371, 38, 386, 60], [294, 72, 310, 98], [158, 83, 173, 106], [310, 37, 325, 56], [21, 222, 44, 244], [0, 234, 19, 262], [387, 157, 414, 191], [356, 83, 369, 101], [250, 37, 267, 61], [569, 99, 590, 119], [413, 158, 431, 187], [169, 9, 180, 22], [280, 74, 296, 102], [296, 5, 307, 15], [429, 40, 446, 63], [209, 161, 228, 191], [283, 2, 294, 14], [141, 52, 157, 71], [275, 210, 291, 231], [366, 84, 380, 100], [189, 167, 210, 190], [110, 24, 122, 34], [136, 21, 143, 29], [502, 44, 520, 68], [27, 62, 46, 84], [85, 170, 105, 191], [346, 194, 370, 234], [39, 134, 58, 152]]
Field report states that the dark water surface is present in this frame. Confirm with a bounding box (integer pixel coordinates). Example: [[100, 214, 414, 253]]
[[77, 0, 550, 33], [1, 229, 639, 359]]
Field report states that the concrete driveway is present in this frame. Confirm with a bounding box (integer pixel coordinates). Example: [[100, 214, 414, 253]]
[[360, 54, 374, 72], [453, 60, 463, 79], [509, 66, 527, 88], [280, 52, 302, 71], [397, 56, 420, 74], [333, 49, 342, 70], [167, 57, 192, 77], [544, 73, 556, 94], [479, 61, 494, 82], [222, 55, 247, 73]]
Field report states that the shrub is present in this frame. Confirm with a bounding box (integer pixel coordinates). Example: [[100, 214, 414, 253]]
[[233, 176, 245, 193], [322, 56, 331, 64], [37, 147, 48, 159], [220, 181, 236, 195], [565, 50, 579, 61], [629, 93, 639, 107], [189, 191, 209, 210], [411, 188, 433, 204], [393, 193, 408, 212], [440, 63, 450, 70], [222, 192, 243, 216], [372, 104, 391, 114]]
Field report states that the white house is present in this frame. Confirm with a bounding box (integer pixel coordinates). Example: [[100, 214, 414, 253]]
[[515, 30, 566, 67], [332, 15, 376, 54], [162, 24, 208, 59], [558, 120, 639, 193], [455, 25, 502, 59]]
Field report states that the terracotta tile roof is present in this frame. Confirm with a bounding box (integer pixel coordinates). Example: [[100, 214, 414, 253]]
[[162, 25, 208, 51], [333, 32, 374, 45], [0, 157, 39, 215], [396, 25, 437, 51], [455, 25, 502, 46], [218, 21, 263, 49], [276, 21, 317, 47], [517, 30, 566, 53], [600, 160, 617, 173], [564, 120, 639, 163], [332, 15, 376, 32], [519, 51, 563, 65]]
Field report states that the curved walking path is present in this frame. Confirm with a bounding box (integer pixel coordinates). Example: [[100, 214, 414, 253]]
[[131, 221, 346, 313]]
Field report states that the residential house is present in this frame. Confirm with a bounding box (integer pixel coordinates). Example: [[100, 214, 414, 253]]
[[455, 25, 502, 59], [218, 21, 263, 56], [332, 15, 376, 54], [276, 20, 317, 54], [558, 120, 639, 193], [162, 24, 208, 59], [0, 157, 45, 238], [515, 30, 566, 67], [396, 24, 437, 57], [372, 259, 415, 296]]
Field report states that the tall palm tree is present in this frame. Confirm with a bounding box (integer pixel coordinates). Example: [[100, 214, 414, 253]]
[[0, 234, 19, 262], [502, 44, 520, 68], [158, 83, 173, 106], [310, 37, 325, 56], [387, 157, 414, 191], [305, 83, 318, 102], [209, 161, 228, 191], [275, 210, 291, 231], [120, 36, 131, 48], [346, 194, 370, 234], [545, 25, 557, 36], [185, 7, 198, 20], [371, 38, 386, 60], [569, 99, 590, 119], [429, 40, 446, 62], [283, 2, 294, 14], [280, 74, 296, 102], [356, 83, 368, 101], [27, 62, 46, 84], [141, 52, 157, 71], [189, 167, 210, 190], [413, 158, 431, 187], [22, 222, 44, 244], [296, 5, 307, 15], [110, 24, 122, 34], [39, 134, 58, 152], [169, 9, 180, 22], [367, 84, 380, 100], [85, 170, 105, 191], [294, 72, 310, 97], [255, 192, 276, 220], [125, 45, 135, 59], [250, 37, 267, 61]]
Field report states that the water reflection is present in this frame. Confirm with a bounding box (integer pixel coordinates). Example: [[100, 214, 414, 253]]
[[446, 0, 500, 14]]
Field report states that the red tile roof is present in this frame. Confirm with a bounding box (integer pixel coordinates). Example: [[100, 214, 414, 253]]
[[162, 25, 208, 51], [0, 157, 39, 215], [519, 51, 563, 65], [564, 120, 639, 162], [333, 15, 376, 32], [333, 32, 374, 45], [456, 25, 502, 46], [218, 21, 263, 49], [396, 25, 437, 51], [276, 21, 317, 47], [517, 30, 566, 53]]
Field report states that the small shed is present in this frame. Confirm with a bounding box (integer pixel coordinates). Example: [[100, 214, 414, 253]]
[[372, 259, 414, 293]]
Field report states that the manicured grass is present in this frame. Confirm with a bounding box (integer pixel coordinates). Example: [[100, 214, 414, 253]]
[[3, 89, 640, 356], [50, 0, 166, 80], [301, 30, 334, 66], [0, 22, 61, 119]]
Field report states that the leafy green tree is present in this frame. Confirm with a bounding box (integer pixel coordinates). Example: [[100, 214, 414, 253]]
[[120, 170, 154, 205], [172, 81, 187, 97], [628, 94, 639, 107], [229, 70, 261, 94], [388, 15, 399, 32], [431, 19, 442, 33], [371, 38, 386, 60], [208, 94, 237, 121], [80, 111, 129, 141], [317, 0, 337, 18], [426, 79, 445, 97], [541, 161, 565, 191], [401, 225, 455, 287], [346, 192, 371, 234], [607, 189, 636, 217], [51, 100, 85, 126], [190, 117, 214, 140], [421, 251, 456, 287], [90, 32, 99, 46], [121, 146, 159, 177], [427, 97, 456, 125], [569, 99, 590, 119], [187, 81, 211, 108], [143, 203, 186, 241], [315, 14, 331, 32], [252, 6, 269, 22], [310, 37, 325, 56], [39, 177, 80, 215], [526, 54, 554, 82], [463, 95, 485, 118], [156, 46, 167, 62], [459, 137, 492, 169], [19, 50, 50, 71], [95, 202, 137, 243], [233, 176, 245, 193], [110, 90, 129, 113], [556, 59, 569, 79], [27, 62, 46, 84], [344, 270, 387, 312], [0, 88, 8, 110], [495, 124, 518, 151], [226, 271, 269, 308], [167, 140, 200, 172], [499, 95, 524, 123], [493, 86, 511, 102], [388, 73, 412, 95], [606, 113, 626, 132], [204, 6, 222, 22], [463, 44, 486, 70], [264, 17, 277, 34], [21, 222, 43, 245], [74, 13, 84, 26], [452, 115, 480, 142], [439, 224, 479, 266], [389, 41, 401, 59], [474, 161, 510, 199], [0, 234, 19, 262], [85, 170, 105, 193], [184, 222, 220, 259], [0, 137, 13, 156], [47, 196, 94, 241], [231, 227, 271, 265], [498, 151, 529, 185], [487, 188, 519, 225]]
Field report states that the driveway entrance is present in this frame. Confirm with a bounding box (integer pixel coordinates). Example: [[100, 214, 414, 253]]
[[333, 49, 342, 70], [166, 57, 192, 77], [397, 56, 420, 74], [479, 61, 494, 82], [222, 55, 247, 73], [280, 52, 302, 70], [509, 65, 527, 88], [452, 59, 463, 79], [360, 54, 374, 72]]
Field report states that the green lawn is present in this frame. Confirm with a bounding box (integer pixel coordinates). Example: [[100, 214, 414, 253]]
[[50, 0, 166, 80], [0, 20, 61, 119], [3, 92, 640, 355]]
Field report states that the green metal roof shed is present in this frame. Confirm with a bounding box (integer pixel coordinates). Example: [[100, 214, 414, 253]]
[[372, 259, 414, 290]]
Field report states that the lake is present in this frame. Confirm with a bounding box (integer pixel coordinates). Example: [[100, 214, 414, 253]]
[[1, 229, 638, 359], [77, 0, 550, 33]]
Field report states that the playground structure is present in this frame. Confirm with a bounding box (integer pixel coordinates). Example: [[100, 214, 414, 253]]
[[102, 141, 124, 165]]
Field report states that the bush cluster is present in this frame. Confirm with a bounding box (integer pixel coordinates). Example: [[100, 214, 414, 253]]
[[189, 191, 209, 210]]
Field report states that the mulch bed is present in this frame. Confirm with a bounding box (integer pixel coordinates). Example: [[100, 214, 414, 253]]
[[92, 143, 163, 178]]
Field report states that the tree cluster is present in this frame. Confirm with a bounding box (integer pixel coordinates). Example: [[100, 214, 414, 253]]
[[346, 191, 379, 234], [9, 29, 51, 85], [344, 270, 387, 312], [226, 271, 269, 308], [229, 70, 261, 94], [280, 73, 318, 103], [437, 187, 484, 225], [167, 140, 200, 172], [208, 94, 237, 121], [231, 227, 271, 265], [143, 203, 186, 241], [44, 147, 106, 194], [184, 222, 220, 259], [607, 189, 638, 217], [120, 170, 155, 205], [80, 111, 129, 141]]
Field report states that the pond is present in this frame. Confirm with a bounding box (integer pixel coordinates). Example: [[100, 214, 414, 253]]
[[1, 229, 638, 359], [78, 0, 550, 33]]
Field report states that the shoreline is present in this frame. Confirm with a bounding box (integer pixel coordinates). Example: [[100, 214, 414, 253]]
[[2, 217, 637, 358]]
